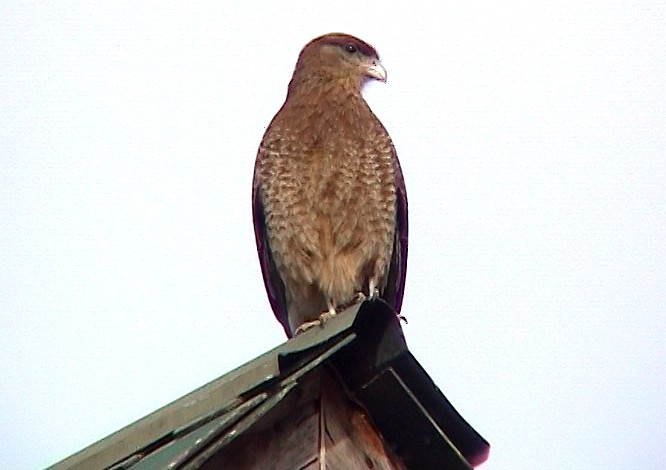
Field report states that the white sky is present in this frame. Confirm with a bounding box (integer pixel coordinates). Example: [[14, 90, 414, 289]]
[[1, 2, 664, 469]]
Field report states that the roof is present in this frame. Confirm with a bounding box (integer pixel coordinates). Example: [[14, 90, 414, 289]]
[[48, 301, 490, 469]]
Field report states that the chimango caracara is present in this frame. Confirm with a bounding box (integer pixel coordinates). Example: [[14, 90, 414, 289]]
[[252, 33, 408, 337]]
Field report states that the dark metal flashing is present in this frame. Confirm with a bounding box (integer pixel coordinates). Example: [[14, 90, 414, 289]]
[[49, 301, 489, 470], [330, 301, 490, 469]]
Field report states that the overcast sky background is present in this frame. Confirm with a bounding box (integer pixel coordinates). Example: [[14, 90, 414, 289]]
[[1, 2, 665, 469]]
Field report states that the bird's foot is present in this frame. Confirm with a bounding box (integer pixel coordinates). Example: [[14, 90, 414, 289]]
[[336, 292, 367, 312], [294, 319, 323, 335], [294, 306, 337, 335], [318, 309, 336, 325]]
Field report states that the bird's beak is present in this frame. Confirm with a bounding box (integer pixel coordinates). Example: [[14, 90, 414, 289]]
[[365, 60, 387, 83]]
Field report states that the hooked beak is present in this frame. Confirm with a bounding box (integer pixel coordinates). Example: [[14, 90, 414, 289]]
[[365, 60, 387, 83]]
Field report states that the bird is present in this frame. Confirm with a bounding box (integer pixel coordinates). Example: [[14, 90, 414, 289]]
[[252, 33, 408, 337]]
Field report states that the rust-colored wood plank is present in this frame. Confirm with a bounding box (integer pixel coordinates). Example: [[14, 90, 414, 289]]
[[320, 372, 404, 470]]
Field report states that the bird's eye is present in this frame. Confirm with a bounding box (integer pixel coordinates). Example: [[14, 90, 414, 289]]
[[345, 44, 357, 54]]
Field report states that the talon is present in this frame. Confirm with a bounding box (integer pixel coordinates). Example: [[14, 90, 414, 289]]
[[294, 302, 336, 332], [294, 319, 323, 335], [319, 309, 336, 324], [294, 303, 339, 335], [335, 292, 367, 311]]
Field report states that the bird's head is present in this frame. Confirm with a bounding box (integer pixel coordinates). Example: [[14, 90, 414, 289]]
[[289, 33, 387, 94]]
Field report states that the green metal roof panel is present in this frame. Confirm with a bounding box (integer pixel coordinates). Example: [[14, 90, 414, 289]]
[[49, 301, 490, 470]]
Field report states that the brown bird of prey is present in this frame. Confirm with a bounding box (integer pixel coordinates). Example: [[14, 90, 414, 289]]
[[252, 33, 408, 337]]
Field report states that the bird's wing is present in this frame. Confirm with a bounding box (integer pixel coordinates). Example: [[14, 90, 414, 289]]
[[383, 150, 409, 314], [252, 179, 291, 337]]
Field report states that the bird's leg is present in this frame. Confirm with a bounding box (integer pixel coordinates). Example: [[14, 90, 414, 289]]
[[293, 301, 337, 336], [318, 300, 337, 324], [368, 279, 380, 300], [339, 280, 379, 312]]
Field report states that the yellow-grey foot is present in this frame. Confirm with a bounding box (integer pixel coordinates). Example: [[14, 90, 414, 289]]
[[318, 308, 336, 325], [294, 319, 322, 335], [293, 307, 337, 336], [337, 292, 367, 311]]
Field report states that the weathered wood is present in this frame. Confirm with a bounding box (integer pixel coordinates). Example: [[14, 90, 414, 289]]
[[320, 371, 404, 470], [204, 368, 404, 469]]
